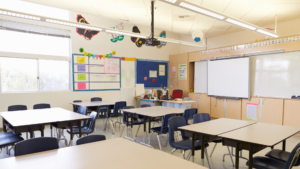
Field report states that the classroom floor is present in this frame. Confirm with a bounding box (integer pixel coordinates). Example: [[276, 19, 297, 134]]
[[1, 117, 300, 169]]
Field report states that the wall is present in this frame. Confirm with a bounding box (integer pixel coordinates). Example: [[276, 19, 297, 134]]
[[0, 10, 182, 128]]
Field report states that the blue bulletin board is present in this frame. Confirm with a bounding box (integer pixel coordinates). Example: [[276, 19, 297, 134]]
[[136, 59, 169, 89]]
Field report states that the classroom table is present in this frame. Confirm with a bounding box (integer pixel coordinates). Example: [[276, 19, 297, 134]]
[[70, 101, 116, 131], [122, 106, 184, 144], [179, 118, 256, 163], [0, 138, 207, 169], [0, 108, 91, 143], [219, 122, 300, 169]]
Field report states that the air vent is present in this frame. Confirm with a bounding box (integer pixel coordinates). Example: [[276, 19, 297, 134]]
[[119, 19, 129, 22], [179, 15, 190, 18]]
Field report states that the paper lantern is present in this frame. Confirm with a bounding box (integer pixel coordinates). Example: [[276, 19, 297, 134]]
[[144, 77, 147, 81], [79, 48, 84, 53], [112, 51, 116, 55], [152, 79, 155, 82], [192, 30, 204, 42]]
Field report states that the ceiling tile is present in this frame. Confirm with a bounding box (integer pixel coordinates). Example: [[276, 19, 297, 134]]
[[201, 0, 232, 12], [223, 4, 256, 19], [59, 0, 91, 8], [242, 4, 283, 20], [115, 0, 145, 8], [209, 20, 231, 31], [173, 21, 194, 34], [205, 30, 226, 38]]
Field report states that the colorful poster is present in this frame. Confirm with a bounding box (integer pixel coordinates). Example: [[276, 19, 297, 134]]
[[246, 103, 258, 120], [78, 83, 86, 89], [77, 65, 86, 72], [159, 64, 165, 76], [172, 66, 176, 72], [77, 56, 85, 64], [78, 74, 86, 81], [179, 64, 187, 80]]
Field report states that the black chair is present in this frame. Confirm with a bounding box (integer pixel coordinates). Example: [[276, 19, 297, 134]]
[[120, 106, 143, 138], [15, 137, 59, 156], [33, 103, 50, 109], [264, 146, 300, 166], [67, 111, 100, 146], [149, 113, 177, 150], [110, 101, 126, 128], [76, 135, 106, 145], [246, 143, 300, 169], [140, 104, 151, 108], [193, 113, 234, 166], [91, 97, 102, 102], [168, 116, 210, 168], [182, 108, 197, 124], [0, 132, 24, 155], [8, 105, 27, 111], [72, 100, 82, 112]]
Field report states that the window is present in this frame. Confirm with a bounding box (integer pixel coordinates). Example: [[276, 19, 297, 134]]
[[39, 60, 69, 91], [0, 58, 70, 92]]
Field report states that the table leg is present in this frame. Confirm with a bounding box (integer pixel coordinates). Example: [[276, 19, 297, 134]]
[[143, 116, 146, 143], [29, 127, 34, 139], [192, 133, 195, 162], [148, 117, 151, 134], [78, 121, 82, 138], [235, 142, 239, 169], [282, 140, 286, 151], [2, 118, 7, 132], [50, 125, 53, 137], [40, 125, 44, 137], [201, 135, 205, 159], [249, 144, 253, 169], [69, 122, 73, 146]]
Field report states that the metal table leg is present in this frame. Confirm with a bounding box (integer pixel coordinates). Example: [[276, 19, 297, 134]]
[[143, 116, 146, 143], [249, 144, 253, 169], [235, 142, 239, 169], [192, 133, 195, 162], [201, 135, 205, 159], [282, 140, 286, 151]]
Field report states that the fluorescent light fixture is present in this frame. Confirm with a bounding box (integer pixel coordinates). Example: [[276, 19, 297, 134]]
[[165, 0, 177, 3], [106, 30, 146, 38], [257, 29, 279, 38], [226, 19, 256, 31], [179, 2, 225, 20]]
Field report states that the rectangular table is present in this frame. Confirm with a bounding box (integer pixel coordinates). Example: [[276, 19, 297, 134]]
[[219, 122, 300, 169], [0, 138, 207, 169], [122, 106, 185, 143], [0, 108, 91, 143], [159, 100, 195, 109], [70, 101, 115, 107], [179, 118, 256, 162]]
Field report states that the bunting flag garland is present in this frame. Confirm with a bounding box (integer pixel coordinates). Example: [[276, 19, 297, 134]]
[[80, 48, 116, 60]]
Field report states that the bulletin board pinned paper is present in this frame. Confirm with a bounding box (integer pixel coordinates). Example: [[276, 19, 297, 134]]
[[246, 103, 258, 120], [136, 60, 169, 89], [72, 54, 121, 91]]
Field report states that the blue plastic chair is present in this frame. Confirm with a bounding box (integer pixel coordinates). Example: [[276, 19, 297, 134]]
[[149, 113, 177, 150], [76, 135, 106, 145], [140, 104, 151, 108], [0, 132, 24, 156], [33, 103, 50, 109], [168, 116, 210, 167], [246, 143, 300, 169], [15, 137, 59, 156], [91, 97, 102, 102], [110, 101, 126, 127], [120, 106, 143, 138], [67, 111, 100, 146], [265, 148, 300, 166], [8, 105, 27, 111], [183, 108, 197, 124], [72, 100, 82, 112]]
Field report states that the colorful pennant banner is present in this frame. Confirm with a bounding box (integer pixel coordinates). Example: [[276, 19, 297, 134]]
[[79, 48, 116, 60]]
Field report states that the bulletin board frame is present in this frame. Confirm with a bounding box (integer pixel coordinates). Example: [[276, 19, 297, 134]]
[[135, 59, 169, 90], [72, 53, 121, 91]]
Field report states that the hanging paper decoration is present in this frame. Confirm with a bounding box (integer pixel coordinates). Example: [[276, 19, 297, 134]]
[[79, 48, 84, 53], [131, 26, 146, 47], [108, 22, 125, 43], [76, 15, 99, 40], [152, 79, 155, 82], [157, 31, 167, 49], [79, 48, 116, 60]]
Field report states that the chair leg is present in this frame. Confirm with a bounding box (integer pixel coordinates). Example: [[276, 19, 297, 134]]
[[120, 125, 125, 137], [152, 122, 155, 128], [186, 150, 192, 161], [210, 143, 217, 157], [182, 150, 186, 159], [157, 135, 162, 150], [135, 125, 141, 137], [227, 146, 235, 167], [26, 132, 28, 140], [148, 132, 154, 145], [204, 148, 212, 169], [164, 133, 169, 147], [171, 148, 177, 154], [109, 118, 115, 134]]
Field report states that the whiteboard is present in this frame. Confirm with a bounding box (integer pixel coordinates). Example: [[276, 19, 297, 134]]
[[120, 60, 136, 107], [194, 61, 207, 93], [208, 57, 250, 99], [250, 51, 300, 98], [73, 54, 120, 91]]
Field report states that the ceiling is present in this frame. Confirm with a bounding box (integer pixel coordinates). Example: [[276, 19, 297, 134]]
[[21, 0, 300, 38]]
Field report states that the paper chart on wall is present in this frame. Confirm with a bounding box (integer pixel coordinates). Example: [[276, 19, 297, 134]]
[[121, 60, 135, 88], [246, 103, 258, 120], [179, 64, 187, 80], [105, 58, 120, 74], [149, 70, 157, 78]]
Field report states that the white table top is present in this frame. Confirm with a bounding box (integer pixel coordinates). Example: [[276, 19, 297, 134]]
[[179, 118, 256, 136], [219, 122, 300, 146], [70, 101, 115, 107], [0, 108, 91, 127], [158, 100, 195, 104], [122, 106, 185, 117], [0, 138, 206, 169]]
